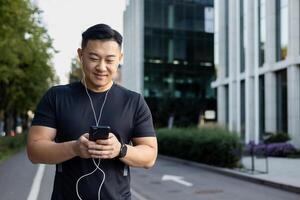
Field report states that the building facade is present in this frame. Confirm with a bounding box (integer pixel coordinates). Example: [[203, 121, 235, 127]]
[[212, 0, 300, 147], [123, 0, 216, 127]]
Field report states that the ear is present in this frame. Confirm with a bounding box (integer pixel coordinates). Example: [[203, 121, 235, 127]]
[[119, 53, 123, 63], [77, 48, 83, 62]]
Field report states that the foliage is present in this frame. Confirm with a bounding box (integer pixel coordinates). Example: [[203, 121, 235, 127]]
[[69, 57, 82, 83], [263, 132, 290, 144], [245, 141, 298, 157], [0, 0, 57, 132], [0, 133, 27, 162], [157, 127, 242, 168]]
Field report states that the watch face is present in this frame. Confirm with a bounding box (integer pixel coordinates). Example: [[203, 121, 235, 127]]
[[119, 144, 127, 158]]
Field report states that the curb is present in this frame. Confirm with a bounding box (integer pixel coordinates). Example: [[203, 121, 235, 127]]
[[158, 155, 300, 194]]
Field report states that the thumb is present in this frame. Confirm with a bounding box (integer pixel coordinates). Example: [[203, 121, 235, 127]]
[[82, 133, 89, 140]]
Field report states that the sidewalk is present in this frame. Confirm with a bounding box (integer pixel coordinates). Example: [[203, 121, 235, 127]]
[[240, 156, 300, 189], [159, 155, 300, 194]]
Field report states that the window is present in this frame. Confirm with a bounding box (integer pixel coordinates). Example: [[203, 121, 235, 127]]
[[258, 0, 266, 66], [259, 75, 265, 139], [240, 80, 246, 140], [214, 1, 219, 79], [225, 85, 229, 125], [276, 0, 288, 61], [240, 0, 246, 72], [276, 69, 287, 133], [225, 0, 229, 77], [204, 7, 214, 33]]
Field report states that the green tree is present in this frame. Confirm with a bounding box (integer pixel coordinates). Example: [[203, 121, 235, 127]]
[[0, 0, 57, 134], [69, 57, 82, 83]]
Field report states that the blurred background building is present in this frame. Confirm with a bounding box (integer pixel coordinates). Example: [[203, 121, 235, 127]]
[[212, 0, 300, 147], [123, 0, 216, 127]]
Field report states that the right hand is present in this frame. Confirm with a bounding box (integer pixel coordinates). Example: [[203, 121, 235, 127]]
[[73, 133, 92, 159]]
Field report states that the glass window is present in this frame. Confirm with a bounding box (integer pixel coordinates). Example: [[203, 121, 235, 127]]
[[276, 0, 288, 61], [174, 4, 185, 30], [214, 1, 219, 79], [240, 0, 246, 72], [258, 0, 266, 66], [174, 38, 186, 61], [259, 75, 265, 139], [240, 80, 246, 140], [276, 69, 288, 133], [204, 7, 214, 33], [225, 85, 229, 126], [194, 4, 204, 31], [167, 4, 174, 29], [225, 0, 229, 77], [143, 0, 215, 127]]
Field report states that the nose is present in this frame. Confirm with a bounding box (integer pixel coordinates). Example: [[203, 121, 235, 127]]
[[96, 60, 107, 71]]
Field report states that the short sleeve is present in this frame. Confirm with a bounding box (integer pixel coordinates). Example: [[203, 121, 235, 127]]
[[132, 94, 156, 137], [31, 87, 57, 129]]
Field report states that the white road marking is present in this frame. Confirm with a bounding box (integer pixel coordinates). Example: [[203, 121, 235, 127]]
[[27, 164, 45, 200], [162, 174, 193, 187], [131, 188, 149, 200]]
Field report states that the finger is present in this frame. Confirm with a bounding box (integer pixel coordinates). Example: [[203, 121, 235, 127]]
[[95, 138, 113, 145], [83, 133, 89, 139], [89, 149, 113, 158], [108, 133, 114, 138], [81, 138, 93, 148], [89, 144, 114, 151]]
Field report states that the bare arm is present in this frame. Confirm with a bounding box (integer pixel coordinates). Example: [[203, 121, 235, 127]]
[[27, 126, 91, 164], [121, 137, 158, 168], [89, 134, 158, 169]]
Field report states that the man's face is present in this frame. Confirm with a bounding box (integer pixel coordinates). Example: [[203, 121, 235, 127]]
[[78, 40, 122, 91]]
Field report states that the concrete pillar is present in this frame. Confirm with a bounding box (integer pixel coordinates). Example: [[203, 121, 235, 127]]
[[287, 65, 300, 148], [217, 86, 226, 126], [228, 0, 238, 131], [253, 0, 260, 144], [122, 0, 144, 93], [217, 0, 227, 79], [288, 0, 300, 57], [265, 72, 276, 133], [245, 77, 255, 143], [245, 0, 255, 143], [264, 0, 277, 134], [265, 0, 276, 65]]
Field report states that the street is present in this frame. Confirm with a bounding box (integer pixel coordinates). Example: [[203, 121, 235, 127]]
[[0, 150, 299, 200]]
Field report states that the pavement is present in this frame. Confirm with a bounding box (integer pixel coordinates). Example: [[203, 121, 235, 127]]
[[159, 155, 300, 194]]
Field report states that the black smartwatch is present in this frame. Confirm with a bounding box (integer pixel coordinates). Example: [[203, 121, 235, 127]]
[[118, 142, 127, 158]]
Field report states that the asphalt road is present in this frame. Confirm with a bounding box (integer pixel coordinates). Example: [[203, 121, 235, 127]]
[[0, 150, 299, 200]]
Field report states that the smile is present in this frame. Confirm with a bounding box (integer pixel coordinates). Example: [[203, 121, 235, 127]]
[[93, 73, 107, 78]]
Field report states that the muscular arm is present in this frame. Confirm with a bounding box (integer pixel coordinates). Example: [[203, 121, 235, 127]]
[[27, 126, 90, 164], [120, 137, 157, 169], [89, 135, 157, 169]]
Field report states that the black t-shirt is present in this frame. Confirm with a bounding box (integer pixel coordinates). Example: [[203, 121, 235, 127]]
[[31, 82, 156, 200]]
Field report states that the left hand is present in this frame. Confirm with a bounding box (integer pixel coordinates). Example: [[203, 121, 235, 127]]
[[88, 133, 121, 159]]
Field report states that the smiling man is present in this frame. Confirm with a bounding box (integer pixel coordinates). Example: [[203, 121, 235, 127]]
[[27, 24, 158, 200]]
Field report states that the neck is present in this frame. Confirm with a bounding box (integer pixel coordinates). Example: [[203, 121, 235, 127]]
[[81, 79, 113, 93]]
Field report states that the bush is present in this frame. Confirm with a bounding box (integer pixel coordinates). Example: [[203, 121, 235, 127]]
[[263, 132, 290, 144], [157, 127, 242, 168], [0, 133, 27, 161], [245, 141, 298, 157]]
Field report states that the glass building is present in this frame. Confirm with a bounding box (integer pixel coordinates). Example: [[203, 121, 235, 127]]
[[123, 0, 216, 127], [212, 0, 300, 148]]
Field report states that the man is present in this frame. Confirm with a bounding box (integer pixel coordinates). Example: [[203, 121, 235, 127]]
[[27, 24, 157, 200]]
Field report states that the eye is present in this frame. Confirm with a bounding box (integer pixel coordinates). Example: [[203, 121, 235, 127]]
[[106, 60, 114, 64], [89, 57, 99, 61]]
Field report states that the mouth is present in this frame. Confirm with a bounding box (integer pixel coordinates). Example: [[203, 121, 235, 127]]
[[93, 73, 108, 79]]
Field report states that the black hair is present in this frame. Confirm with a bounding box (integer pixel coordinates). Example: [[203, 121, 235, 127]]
[[81, 24, 123, 49]]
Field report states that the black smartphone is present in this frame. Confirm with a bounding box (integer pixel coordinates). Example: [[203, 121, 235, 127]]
[[89, 125, 111, 141]]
